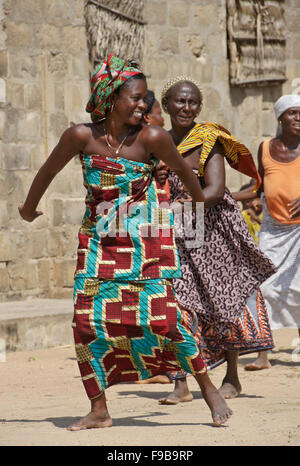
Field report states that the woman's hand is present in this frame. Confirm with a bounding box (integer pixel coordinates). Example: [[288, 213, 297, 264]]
[[251, 197, 263, 213], [288, 197, 300, 219], [156, 161, 169, 186], [18, 203, 43, 222]]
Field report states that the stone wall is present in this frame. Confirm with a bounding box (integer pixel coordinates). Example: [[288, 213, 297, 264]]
[[0, 0, 299, 302], [0, 0, 89, 301], [143, 0, 299, 189]]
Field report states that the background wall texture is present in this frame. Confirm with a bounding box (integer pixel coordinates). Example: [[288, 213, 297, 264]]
[[0, 0, 299, 302]]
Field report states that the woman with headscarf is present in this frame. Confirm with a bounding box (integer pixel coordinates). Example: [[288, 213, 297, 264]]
[[156, 77, 276, 404], [243, 94, 300, 371], [18, 55, 233, 430]]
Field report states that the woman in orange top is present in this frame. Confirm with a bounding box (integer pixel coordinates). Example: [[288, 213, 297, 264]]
[[245, 95, 300, 371]]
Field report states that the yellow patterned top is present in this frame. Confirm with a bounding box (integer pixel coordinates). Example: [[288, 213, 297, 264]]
[[177, 122, 260, 189]]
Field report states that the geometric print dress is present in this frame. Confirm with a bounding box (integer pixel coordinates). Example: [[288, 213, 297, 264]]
[[72, 153, 206, 400]]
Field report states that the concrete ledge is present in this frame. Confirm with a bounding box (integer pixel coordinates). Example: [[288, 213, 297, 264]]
[[0, 299, 73, 352]]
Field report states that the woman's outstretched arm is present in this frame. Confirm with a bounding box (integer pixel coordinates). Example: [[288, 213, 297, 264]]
[[19, 125, 89, 222]]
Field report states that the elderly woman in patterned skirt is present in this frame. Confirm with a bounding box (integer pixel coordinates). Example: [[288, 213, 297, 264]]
[[155, 77, 276, 405]]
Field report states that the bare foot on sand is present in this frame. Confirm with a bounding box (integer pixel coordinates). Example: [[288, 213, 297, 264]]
[[67, 411, 112, 431], [135, 375, 172, 384], [202, 385, 233, 427], [244, 361, 271, 371], [159, 378, 193, 405], [159, 392, 193, 405], [68, 393, 112, 431], [244, 352, 272, 371], [219, 378, 242, 399]]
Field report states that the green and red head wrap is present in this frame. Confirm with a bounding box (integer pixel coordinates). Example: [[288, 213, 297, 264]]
[[86, 54, 144, 122]]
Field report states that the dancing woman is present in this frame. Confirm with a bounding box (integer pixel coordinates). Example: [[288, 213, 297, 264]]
[[19, 56, 233, 429], [156, 77, 276, 404]]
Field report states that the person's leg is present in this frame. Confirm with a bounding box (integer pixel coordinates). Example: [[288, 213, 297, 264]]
[[135, 373, 172, 384], [159, 373, 233, 426], [159, 376, 193, 404], [68, 392, 112, 431], [195, 372, 233, 426], [218, 351, 242, 399], [244, 350, 271, 371]]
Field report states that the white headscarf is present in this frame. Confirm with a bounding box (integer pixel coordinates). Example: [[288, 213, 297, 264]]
[[274, 94, 300, 136]]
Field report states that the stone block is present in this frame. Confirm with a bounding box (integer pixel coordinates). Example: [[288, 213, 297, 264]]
[[0, 78, 5, 103], [17, 112, 40, 142], [5, 21, 32, 47], [0, 263, 9, 292], [169, 2, 190, 27], [3, 144, 31, 170], [35, 24, 62, 50], [71, 53, 90, 81], [54, 83, 65, 111], [62, 26, 87, 53], [25, 83, 42, 110], [38, 258, 51, 288], [262, 111, 277, 138], [7, 263, 26, 291], [52, 259, 76, 288], [144, 1, 167, 25], [72, 83, 86, 111], [0, 51, 8, 78], [193, 4, 222, 29], [48, 112, 68, 138], [0, 231, 16, 262], [46, 230, 65, 257], [159, 30, 179, 54], [143, 57, 168, 80], [9, 0, 44, 24], [25, 229, 48, 260], [51, 198, 84, 226], [9, 54, 39, 81], [47, 52, 68, 78], [43, 0, 72, 26], [0, 110, 5, 139], [25, 260, 39, 289], [6, 81, 24, 108], [184, 34, 205, 60], [0, 199, 9, 226]]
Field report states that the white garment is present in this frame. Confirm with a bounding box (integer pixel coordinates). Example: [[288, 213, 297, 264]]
[[259, 197, 300, 329]]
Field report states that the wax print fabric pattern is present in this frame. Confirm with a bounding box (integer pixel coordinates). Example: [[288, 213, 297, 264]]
[[86, 54, 143, 122], [72, 153, 206, 399]]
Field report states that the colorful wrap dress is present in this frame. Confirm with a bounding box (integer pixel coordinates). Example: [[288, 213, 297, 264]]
[[72, 153, 206, 400], [167, 123, 276, 372]]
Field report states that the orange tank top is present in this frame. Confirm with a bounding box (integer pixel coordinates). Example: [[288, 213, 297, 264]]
[[262, 139, 300, 224]]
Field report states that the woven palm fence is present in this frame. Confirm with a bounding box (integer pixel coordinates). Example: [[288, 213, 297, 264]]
[[84, 0, 145, 70], [227, 0, 286, 86]]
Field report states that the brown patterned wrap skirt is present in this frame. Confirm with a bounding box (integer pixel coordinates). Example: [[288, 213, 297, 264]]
[[169, 171, 276, 372]]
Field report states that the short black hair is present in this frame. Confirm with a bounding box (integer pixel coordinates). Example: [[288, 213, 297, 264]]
[[144, 90, 156, 115]]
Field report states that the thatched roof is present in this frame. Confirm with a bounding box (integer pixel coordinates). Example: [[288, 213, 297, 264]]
[[84, 0, 145, 70]]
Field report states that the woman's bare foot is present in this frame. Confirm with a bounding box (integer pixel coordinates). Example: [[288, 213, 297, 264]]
[[196, 373, 233, 426], [218, 381, 241, 399], [135, 374, 172, 384], [219, 351, 242, 399], [244, 351, 271, 371], [67, 411, 112, 431], [244, 361, 271, 371], [159, 378, 193, 405], [68, 392, 112, 431]]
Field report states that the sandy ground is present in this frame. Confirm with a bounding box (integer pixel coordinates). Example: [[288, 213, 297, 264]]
[[0, 328, 299, 447]]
